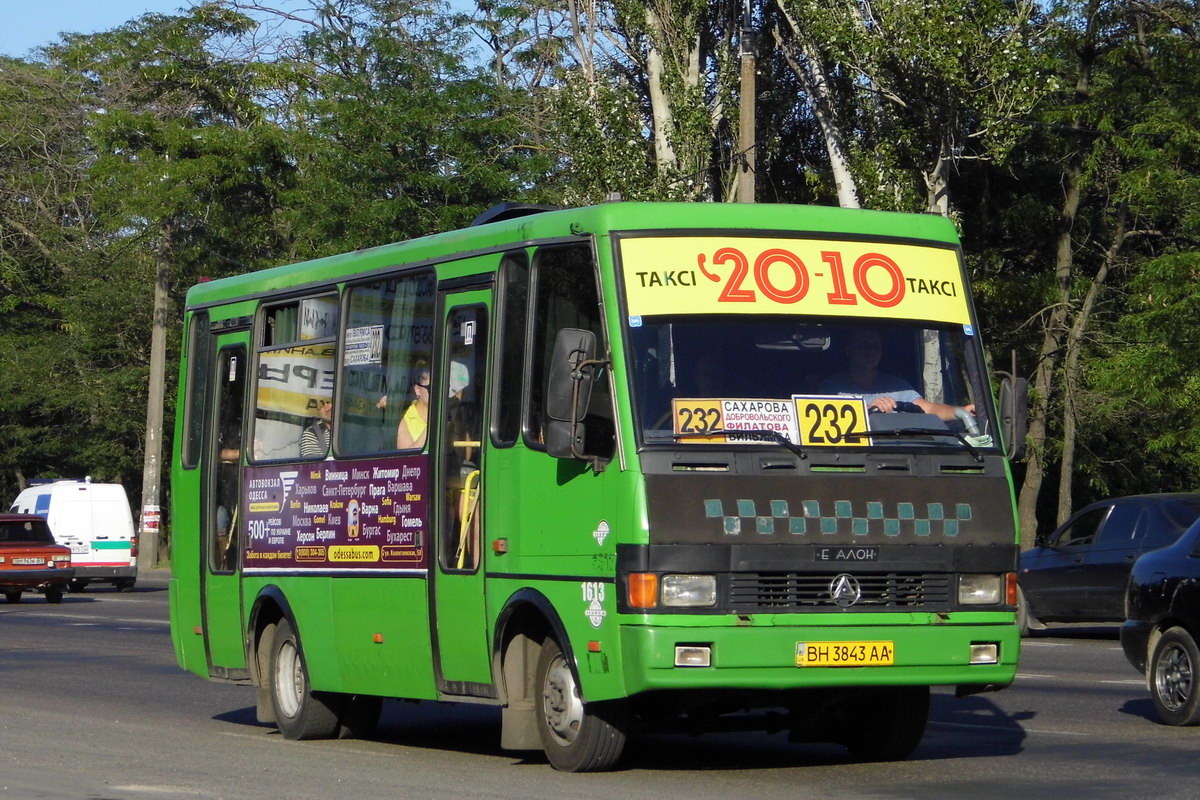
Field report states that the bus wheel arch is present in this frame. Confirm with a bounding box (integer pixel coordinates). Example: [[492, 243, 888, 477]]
[[494, 591, 569, 752], [248, 586, 298, 726], [266, 615, 342, 740], [493, 590, 627, 771]]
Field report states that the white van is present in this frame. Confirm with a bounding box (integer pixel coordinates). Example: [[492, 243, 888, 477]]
[[9, 480, 138, 591]]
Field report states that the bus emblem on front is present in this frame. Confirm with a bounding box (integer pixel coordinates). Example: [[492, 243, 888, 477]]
[[829, 574, 862, 608]]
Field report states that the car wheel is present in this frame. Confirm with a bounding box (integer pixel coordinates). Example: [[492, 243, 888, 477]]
[[535, 637, 627, 772], [4, 591, 22, 604], [44, 586, 64, 604], [115, 579, 136, 592], [1150, 626, 1200, 726], [267, 618, 341, 740], [68, 579, 89, 592]]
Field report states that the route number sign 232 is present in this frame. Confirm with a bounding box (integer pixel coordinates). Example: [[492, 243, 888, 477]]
[[671, 396, 870, 447]]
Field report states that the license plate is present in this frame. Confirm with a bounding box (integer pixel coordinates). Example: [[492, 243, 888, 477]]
[[70, 545, 89, 554], [795, 641, 894, 667], [12, 557, 44, 566]]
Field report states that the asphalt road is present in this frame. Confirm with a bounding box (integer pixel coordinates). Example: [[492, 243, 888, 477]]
[[3, 571, 1199, 800]]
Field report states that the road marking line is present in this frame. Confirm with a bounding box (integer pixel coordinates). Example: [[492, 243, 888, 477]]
[[0, 610, 169, 626], [930, 720, 1094, 736]]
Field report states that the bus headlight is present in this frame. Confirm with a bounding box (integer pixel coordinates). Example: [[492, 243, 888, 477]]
[[959, 574, 1003, 605], [661, 575, 717, 608]]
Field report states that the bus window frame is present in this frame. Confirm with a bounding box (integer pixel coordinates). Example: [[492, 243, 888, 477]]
[[181, 310, 211, 470], [338, 265, 438, 458], [490, 250, 530, 449], [250, 290, 340, 464], [521, 241, 610, 453]]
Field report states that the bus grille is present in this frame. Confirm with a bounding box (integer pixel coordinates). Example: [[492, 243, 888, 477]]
[[729, 572, 952, 611]]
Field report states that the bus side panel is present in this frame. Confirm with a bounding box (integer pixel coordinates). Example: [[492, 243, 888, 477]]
[[246, 575, 438, 700], [485, 449, 636, 703], [330, 576, 437, 698], [170, 469, 207, 677]]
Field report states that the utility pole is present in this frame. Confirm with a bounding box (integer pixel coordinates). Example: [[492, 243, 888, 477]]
[[138, 222, 171, 568], [737, 0, 757, 203]]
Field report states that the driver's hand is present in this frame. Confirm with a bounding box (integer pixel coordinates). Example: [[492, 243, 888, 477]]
[[869, 396, 897, 413]]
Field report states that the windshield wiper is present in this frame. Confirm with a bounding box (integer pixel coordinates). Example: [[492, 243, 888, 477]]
[[669, 428, 807, 460], [864, 427, 986, 462]]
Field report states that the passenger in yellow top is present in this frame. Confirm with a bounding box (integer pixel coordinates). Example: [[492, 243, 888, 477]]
[[396, 367, 431, 449]]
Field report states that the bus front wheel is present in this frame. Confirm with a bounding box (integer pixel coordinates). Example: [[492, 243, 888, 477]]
[[268, 618, 341, 740], [535, 638, 627, 772]]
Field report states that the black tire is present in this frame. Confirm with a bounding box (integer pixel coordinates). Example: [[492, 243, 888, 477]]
[[336, 694, 383, 739], [844, 686, 929, 761], [1150, 627, 1200, 726], [115, 579, 136, 593], [267, 618, 341, 740], [5, 591, 22, 604], [68, 579, 89, 593], [44, 586, 64, 604], [535, 638, 627, 772]]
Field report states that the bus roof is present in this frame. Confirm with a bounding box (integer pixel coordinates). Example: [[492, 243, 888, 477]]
[[184, 202, 960, 310]]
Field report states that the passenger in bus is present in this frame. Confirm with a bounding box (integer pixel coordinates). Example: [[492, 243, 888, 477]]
[[395, 366, 431, 450], [300, 398, 333, 457], [820, 328, 972, 422]]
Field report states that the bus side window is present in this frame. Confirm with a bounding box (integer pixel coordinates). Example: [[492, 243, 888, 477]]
[[211, 347, 246, 572], [339, 270, 436, 455], [181, 311, 211, 469], [491, 252, 529, 447], [525, 245, 613, 457], [253, 296, 338, 461]]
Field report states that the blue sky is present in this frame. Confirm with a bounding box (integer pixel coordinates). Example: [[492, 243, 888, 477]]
[[0, 0, 195, 58]]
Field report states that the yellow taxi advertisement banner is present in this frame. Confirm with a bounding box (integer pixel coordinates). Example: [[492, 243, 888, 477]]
[[256, 344, 336, 417], [619, 236, 970, 325]]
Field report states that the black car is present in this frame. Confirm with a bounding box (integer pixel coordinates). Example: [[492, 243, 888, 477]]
[[1123, 516, 1200, 725], [1018, 493, 1200, 633]]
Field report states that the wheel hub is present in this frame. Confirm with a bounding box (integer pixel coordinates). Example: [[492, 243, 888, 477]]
[[541, 653, 583, 746], [1156, 642, 1194, 712]]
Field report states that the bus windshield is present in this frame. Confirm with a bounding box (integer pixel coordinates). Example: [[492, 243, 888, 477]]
[[629, 316, 996, 451]]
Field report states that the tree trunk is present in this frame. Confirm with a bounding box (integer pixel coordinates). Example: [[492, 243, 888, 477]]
[[645, 7, 679, 171], [1056, 206, 1127, 525], [772, 5, 861, 209], [1016, 0, 1099, 543]]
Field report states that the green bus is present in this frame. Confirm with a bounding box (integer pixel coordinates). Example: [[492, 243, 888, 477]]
[[169, 201, 1025, 771]]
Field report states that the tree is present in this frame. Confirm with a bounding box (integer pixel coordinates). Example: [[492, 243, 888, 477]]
[[45, 3, 300, 561]]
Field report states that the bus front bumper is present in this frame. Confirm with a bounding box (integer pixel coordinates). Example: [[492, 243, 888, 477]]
[[618, 615, 1019, 695]]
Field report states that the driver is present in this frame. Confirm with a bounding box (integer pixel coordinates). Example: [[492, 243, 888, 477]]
[[819, 328, 973, 422]]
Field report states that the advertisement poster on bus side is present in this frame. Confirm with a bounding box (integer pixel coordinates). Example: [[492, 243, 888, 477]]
[[241, 455, 429, 573]]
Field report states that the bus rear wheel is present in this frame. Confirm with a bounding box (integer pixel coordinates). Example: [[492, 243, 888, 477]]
[[268, 618, 341, 740], [535, 638, 627, 772], [842, 686, 929, 761]]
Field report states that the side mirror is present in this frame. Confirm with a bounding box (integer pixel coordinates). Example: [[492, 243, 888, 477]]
[[997, 373, 1028, 461], [545, 328, 598, 460]]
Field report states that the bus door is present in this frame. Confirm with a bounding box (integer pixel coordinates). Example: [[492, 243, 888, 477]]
[[432, 291, 493, 693], [202, 333, 250, 674]]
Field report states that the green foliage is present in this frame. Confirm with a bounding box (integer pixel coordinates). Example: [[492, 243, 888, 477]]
[[3, 0, 1200, 519]]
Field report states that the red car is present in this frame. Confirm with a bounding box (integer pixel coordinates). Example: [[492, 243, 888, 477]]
[[0, 513, 73, 603]]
